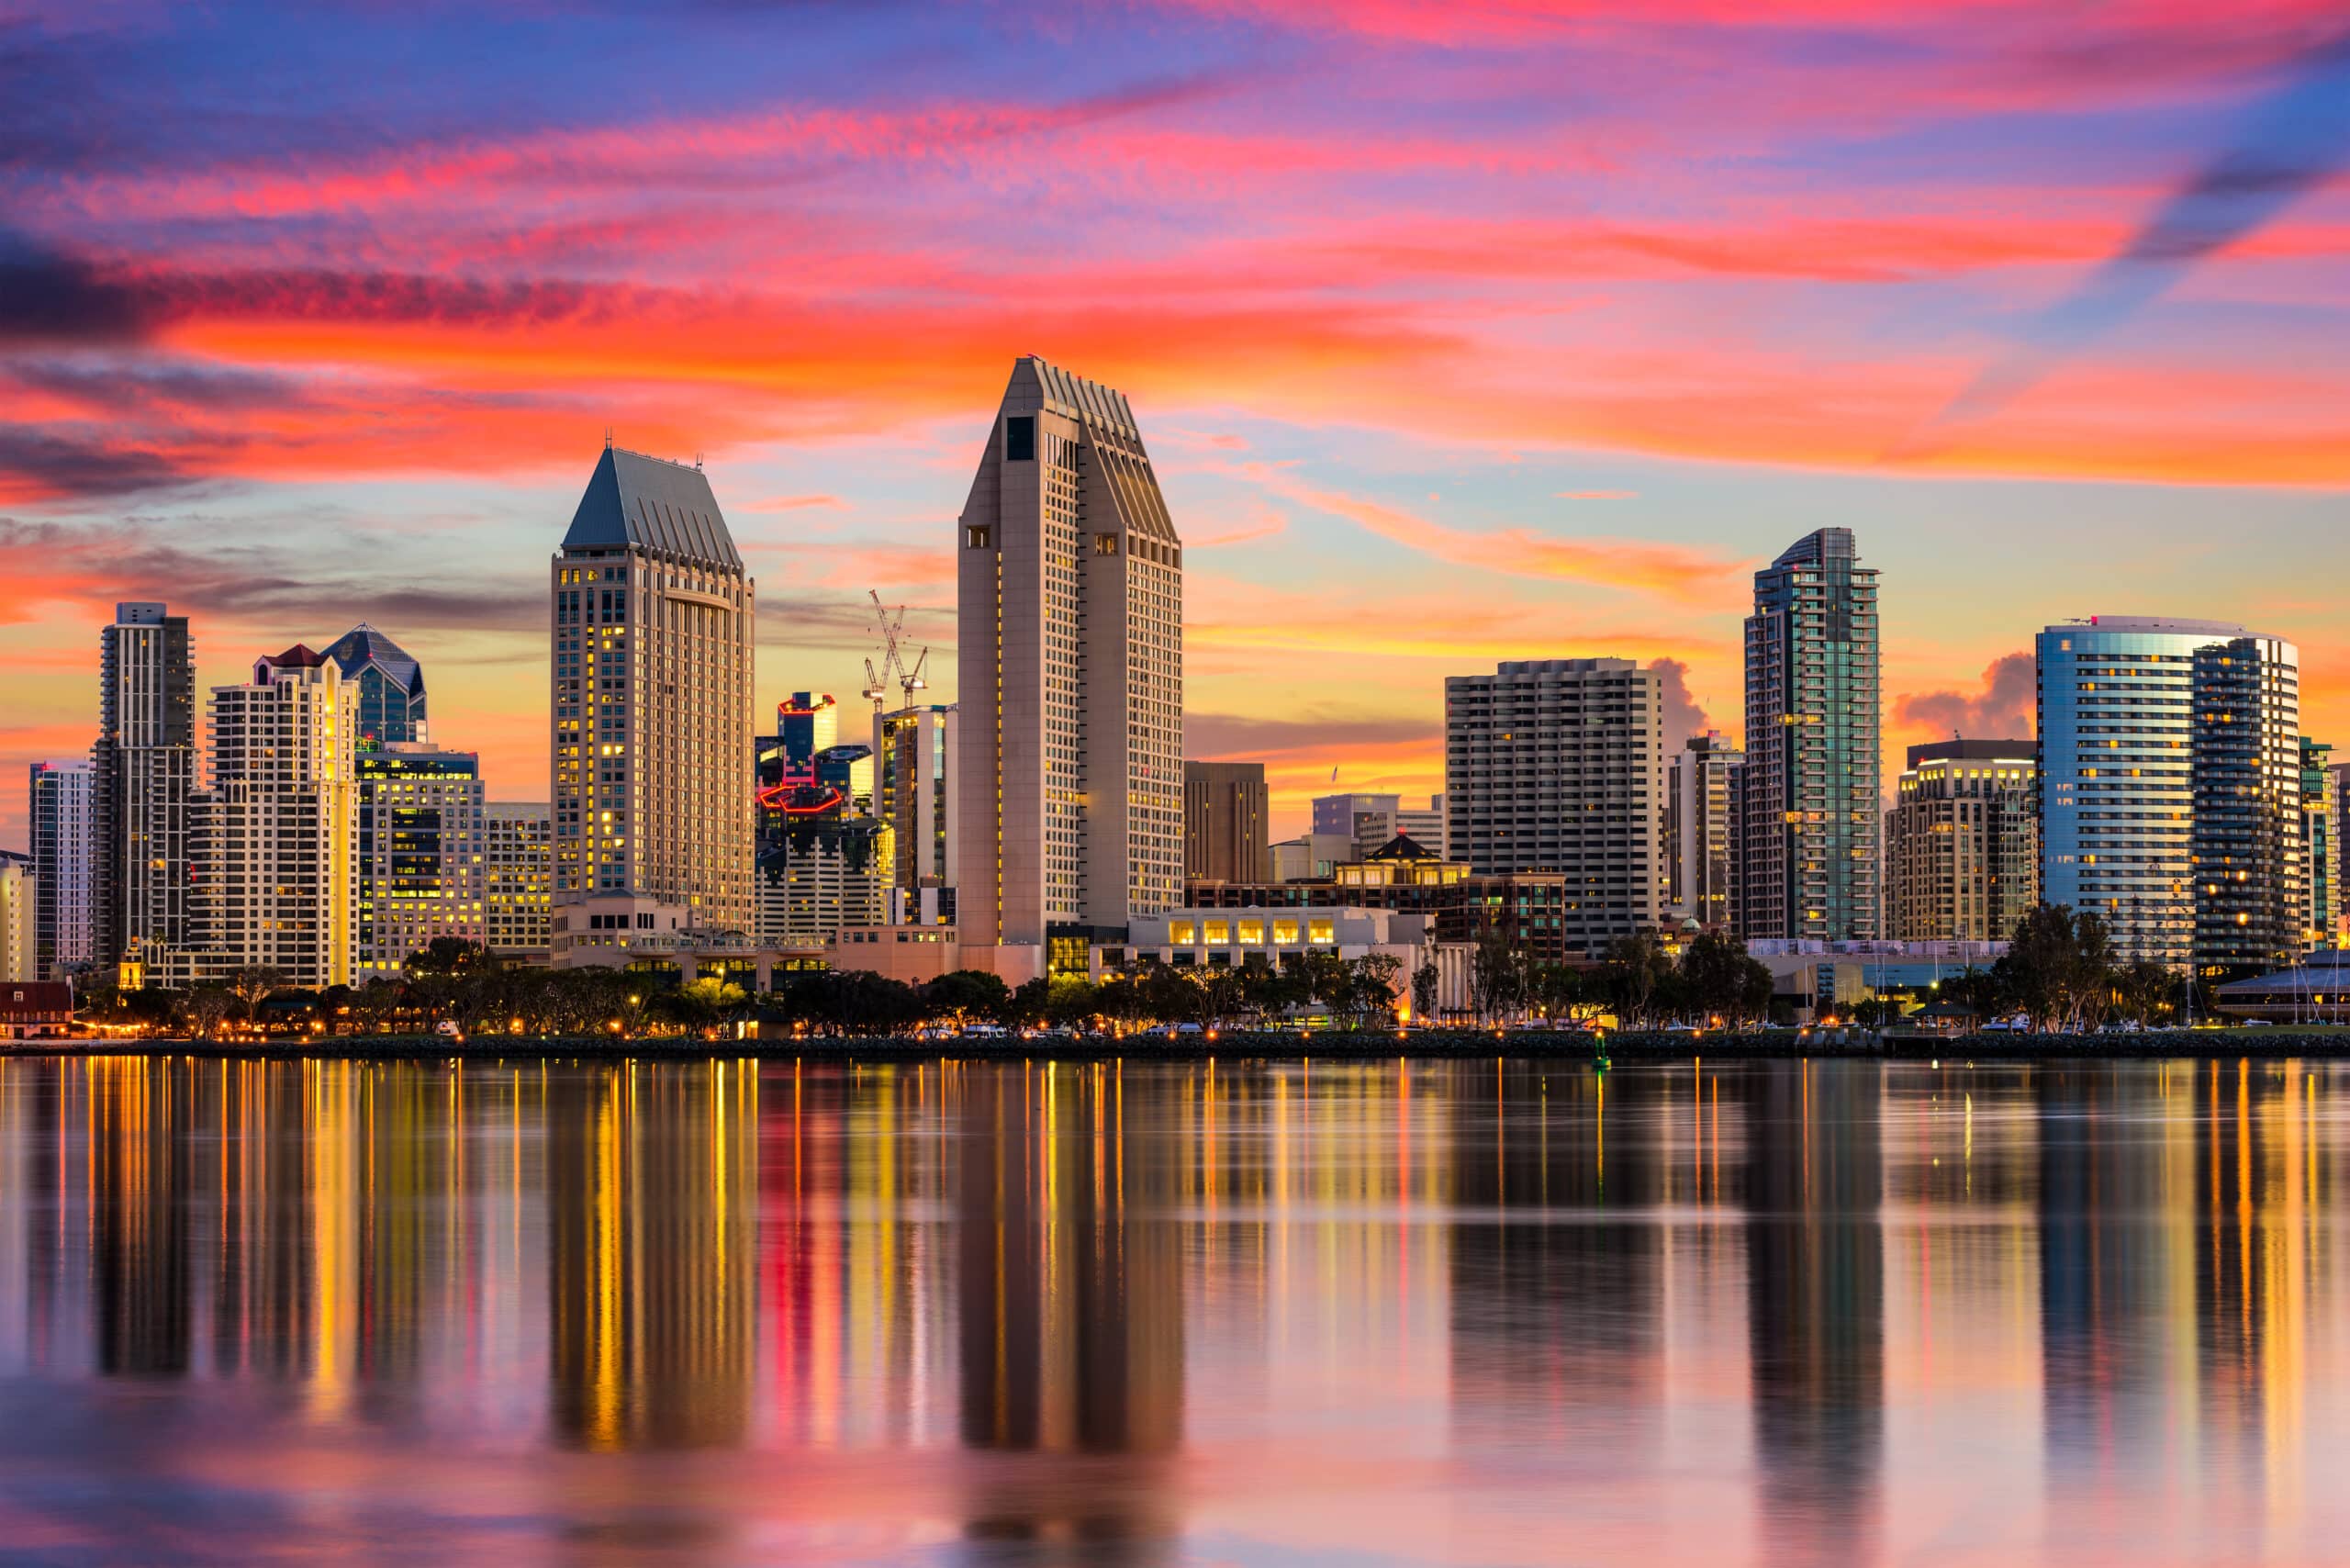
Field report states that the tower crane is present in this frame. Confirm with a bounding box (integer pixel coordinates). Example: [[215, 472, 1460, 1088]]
[[862, 589, 930, 714]]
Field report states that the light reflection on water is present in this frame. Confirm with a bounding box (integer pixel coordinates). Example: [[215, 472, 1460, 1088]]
[[0, 1056, 2345, 1564]]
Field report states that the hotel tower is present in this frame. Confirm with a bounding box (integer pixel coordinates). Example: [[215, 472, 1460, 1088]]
[[955, 357, 1182, 975], [551, 444, 755, 951]]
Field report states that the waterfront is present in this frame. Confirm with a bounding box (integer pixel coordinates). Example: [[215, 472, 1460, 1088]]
[[1, 1055, 2347, 1565]]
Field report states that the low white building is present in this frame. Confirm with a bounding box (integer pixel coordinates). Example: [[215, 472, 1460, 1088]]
[[1090, 904, 1472, 1019]]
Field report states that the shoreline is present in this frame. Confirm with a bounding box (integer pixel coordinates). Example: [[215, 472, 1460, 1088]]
[[9, 1028, 2350, 1062]]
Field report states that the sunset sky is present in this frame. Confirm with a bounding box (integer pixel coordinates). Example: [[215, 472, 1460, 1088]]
[[3, 1, 2346, 849]]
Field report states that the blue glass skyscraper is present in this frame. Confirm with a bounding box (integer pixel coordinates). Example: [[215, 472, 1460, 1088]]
[[2035, 615, 2301, 969], [321, 622, 427, 746], [1739, 529, 1879, 941]]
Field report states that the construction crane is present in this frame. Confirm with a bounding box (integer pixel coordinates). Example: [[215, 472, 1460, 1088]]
[[862, 589, 929, 714]]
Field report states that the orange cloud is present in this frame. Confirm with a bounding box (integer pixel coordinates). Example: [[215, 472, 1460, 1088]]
[[1239, 470, 1746, 603]]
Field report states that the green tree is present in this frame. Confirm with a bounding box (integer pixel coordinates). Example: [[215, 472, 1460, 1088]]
[[1599, 932, 1670, 1027], [1410, 962, 1439, 1025], [1471, 926, 1524, 1023], [1993, 904, 2118, 1033], [925, 969, 1012, 1026], [404, 937, 491, 977], [185, 982, 236, 1039], [229, 965, 287, 1027]]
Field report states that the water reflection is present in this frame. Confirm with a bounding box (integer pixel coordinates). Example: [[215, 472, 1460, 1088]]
[[5, 1054, 2350, 1564]]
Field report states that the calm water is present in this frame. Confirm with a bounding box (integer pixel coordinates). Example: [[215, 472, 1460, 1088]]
[[0, 1055, 2344, 1565]]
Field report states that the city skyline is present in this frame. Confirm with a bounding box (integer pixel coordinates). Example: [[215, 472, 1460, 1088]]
[[4, 5, 2347, 854]]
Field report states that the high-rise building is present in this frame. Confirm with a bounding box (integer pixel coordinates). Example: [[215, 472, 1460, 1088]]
[[320, 622, 428, 746], [755, 816, 891, 946], [2190, 635, 2302, 973], [1739, 529, 1880, 942], [551, 444, 755, 944], [0, 857, 33, 982], [875, 703, 956, 912], [777, 692, 839, 778], [2303, 739, 2337, 950], [1186, 761, 1270, 884], [1884, 740, 2037, 943], [354, 745, 485, 980], [1666, 733, 1742, 930], [483, 802, 554, 958], [1444, 657, 1666, 958], [1314, 792, 1397, 844], [28, 758, 95, 979], [200, 644, 359, 990], [2037, 615, 2262, 967], [1398, 798, 1446, 857], [1312, 791, 1446, 859], [91, 601, 197, 976], [955, 357, 1182, 975]]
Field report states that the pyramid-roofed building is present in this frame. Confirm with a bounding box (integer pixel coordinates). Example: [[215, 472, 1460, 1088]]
[[321, 622, 429, 745], [564, 445, 743, 570]]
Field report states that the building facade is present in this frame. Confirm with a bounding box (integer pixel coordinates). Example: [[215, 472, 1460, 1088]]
[[1186, 761, 1270, 885], [875, 703, 956, 913], [483, 802, 554, 958], [320, 622, 428, 746], [1665, 732, 1741, 931], [92, 601, 197, 975], [955, 357, 1183, 972], [1444, 657, 1665, 958], [552, 444, 756, 944], [2038, 616, 2262, 967], [2189, 635, 2303, 973], [28, 758, 95, 980], [354, 745, 485, 980], [755, 816, 891, 946], [1310, 792, 1445, 860], [0, 859, 32, 983], [1739, 529, 1880, 942], [2301, 739, 2336, 949], [1884, 740, 2038, 943], [199, 645, 360, 991]]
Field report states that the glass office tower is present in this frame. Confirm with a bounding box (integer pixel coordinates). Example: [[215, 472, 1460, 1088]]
[[2037, 616, 2263, 967], [1739, 529, 1879, 940]]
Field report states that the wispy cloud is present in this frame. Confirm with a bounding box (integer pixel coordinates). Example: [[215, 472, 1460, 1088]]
[[1902, 31, 2350, 449], [1248, 469, 1744, 603]]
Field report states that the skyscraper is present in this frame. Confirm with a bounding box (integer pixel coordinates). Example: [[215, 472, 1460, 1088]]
[[1185, 761, 1270, 884], [28, 758, 95, 979], [551, 444, 755, 945], [1884, 740, 2037, 942], [354, 745, 485, 980], [91, 602, 197, 976], [483, 802, 554, 958], [0, 857, 32, 982], [955, 357, 1182, 975], [2307, 740, 2339, 950], [875, 702, 956, 915], [2189, 634, 2302, 973], [2037, 616, 2261, 967], [320, 622, 428, 746], [1444, 657, 1666, 957], [201, 644, 359, 990], [1312, 792, 1445, 859], [1666, 732, 1742, 931], [1740, 529, 1880, 942]]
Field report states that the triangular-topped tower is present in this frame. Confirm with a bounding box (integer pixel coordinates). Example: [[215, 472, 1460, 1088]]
[[549, 444, 755, 954], [956, 357, 1183, 972]]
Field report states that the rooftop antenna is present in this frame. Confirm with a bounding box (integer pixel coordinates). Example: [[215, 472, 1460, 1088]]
[[862, 589, 927, 713], [603, 426, 613, 449]]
